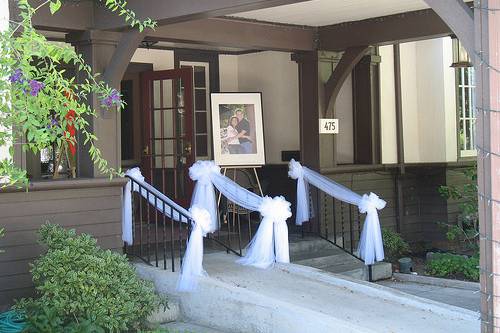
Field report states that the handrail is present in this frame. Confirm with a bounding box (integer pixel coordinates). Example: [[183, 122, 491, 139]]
[[125, 176, 192, 272]]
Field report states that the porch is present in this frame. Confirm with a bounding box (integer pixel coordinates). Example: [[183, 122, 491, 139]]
[[2, 0, 498, 331]]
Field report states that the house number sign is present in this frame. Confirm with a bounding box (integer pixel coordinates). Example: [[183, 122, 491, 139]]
[[319, 119, 339, 134]]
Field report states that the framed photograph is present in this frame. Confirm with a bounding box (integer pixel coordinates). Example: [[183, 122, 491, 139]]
[[210, 92, 266, 166]]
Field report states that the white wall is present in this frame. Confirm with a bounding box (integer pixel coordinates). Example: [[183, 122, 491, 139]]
[[396, 37, 457, 163], [400, 42, 421, 163], [131, 48, 174, 70], [237, 51, 300, 164], [379, 45, 398, 164], [219, 55, 239, 92]]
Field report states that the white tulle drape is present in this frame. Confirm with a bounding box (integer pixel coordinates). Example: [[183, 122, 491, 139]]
[[122, 167, 211, 292], [189, 160, 292, 268], [288, 159, 386, 265]]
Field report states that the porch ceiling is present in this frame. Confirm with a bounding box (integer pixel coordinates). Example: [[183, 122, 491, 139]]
[[230, 0, 429, 27]]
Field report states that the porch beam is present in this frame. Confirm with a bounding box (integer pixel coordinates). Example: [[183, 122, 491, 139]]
[[318, 8, 453, 51], [102, 30, 146, 88], [146, 18, 315, 52], [93, 0, 312, 30], [324, 46, 369, 118]]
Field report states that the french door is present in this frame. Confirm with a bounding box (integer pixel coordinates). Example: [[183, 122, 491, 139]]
[[141, 68, 194, 206]]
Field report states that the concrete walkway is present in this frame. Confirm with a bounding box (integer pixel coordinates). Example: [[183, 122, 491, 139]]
[[377, 275, 480, 312], [136, 252, 479, 333]]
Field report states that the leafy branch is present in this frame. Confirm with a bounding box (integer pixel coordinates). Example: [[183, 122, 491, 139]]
[[0, 0, 155, 187]]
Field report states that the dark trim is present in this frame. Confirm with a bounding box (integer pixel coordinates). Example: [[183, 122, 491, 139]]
[[318, 8, 453, 51], [146, 18, 315, 52], [0, 178, 127, 194], [393, 44, 405, 171], [140, 43, 263, 56], [174, 49, 220, 93]]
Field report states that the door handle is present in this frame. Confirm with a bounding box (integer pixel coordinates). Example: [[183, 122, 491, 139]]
[[184, 143, 192, 154], [143, 145, 149, 155]]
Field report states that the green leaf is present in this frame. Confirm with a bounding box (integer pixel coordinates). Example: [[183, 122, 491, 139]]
[[49, 0, 62, 14]]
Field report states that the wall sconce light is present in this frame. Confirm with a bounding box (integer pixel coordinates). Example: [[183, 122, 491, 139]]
[[451, 35, 472, 68]]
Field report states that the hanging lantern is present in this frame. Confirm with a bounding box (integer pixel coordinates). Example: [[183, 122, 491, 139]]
[[450, 35, 472, 68]]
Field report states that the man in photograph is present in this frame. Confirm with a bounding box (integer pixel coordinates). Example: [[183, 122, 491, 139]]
[[235, 109, 252, 154]]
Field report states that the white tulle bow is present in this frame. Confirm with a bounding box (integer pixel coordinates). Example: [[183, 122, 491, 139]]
[[189, 160, 220, 184], [189, 205, 212, 236], [288, 158, 304, 180], [259, 196, 292, 223], [359, 193, 386, 214]]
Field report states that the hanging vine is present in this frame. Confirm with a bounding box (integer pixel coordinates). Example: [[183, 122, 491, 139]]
[[0, 0, 156, 187]]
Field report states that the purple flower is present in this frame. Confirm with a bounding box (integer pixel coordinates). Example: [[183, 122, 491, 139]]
[[29, 80, 44, 96], [101, 89, 121, 108], [9, 69, 24, 84]]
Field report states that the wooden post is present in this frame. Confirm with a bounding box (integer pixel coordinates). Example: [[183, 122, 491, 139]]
[[474, 1, 500, 331]]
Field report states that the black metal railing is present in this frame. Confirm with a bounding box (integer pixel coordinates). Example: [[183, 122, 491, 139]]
[[208, 195, 255, 257], [125, 176, 192, 272], [312, 189, 374, 281]]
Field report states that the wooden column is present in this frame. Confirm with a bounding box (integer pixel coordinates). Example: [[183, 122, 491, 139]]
[[67, 31, 122, 178], [292, 51, 320, 170], [474, 1, 500, 331], [292, 51, 320, 233], [352, 52, 381, 164]]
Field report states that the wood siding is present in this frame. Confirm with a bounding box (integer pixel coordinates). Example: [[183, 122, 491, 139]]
[[0, 178, 126, 310]]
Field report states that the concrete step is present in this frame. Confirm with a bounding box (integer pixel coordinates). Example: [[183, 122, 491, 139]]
[[289, 237, 393, 281], [136, 252, 478, 333]]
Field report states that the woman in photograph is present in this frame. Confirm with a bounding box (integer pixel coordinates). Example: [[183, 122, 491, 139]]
[[223, 116, 242, 154]]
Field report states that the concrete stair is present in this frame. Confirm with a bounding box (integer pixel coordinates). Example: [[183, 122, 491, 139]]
[[289, 236, 392, 281]]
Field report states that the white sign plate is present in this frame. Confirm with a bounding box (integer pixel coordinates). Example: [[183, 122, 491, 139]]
[[319, 118, 339, 134]]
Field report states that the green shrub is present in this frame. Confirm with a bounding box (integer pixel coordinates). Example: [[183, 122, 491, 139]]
[[438, 166, 478, 252], [16, 224, 161, 332], [426, 253, 479, 281], [382, 228, 410, 261]]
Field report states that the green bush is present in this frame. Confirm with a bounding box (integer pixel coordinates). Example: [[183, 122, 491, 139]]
[[382, 228, 410, 261], [426, 253, 479, 281], [16, 224, 161, 332]]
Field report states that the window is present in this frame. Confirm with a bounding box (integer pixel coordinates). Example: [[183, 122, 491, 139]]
[[457, 67, 476, 157], [180, 62, 211, 159]]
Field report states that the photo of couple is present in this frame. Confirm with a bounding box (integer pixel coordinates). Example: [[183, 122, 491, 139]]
[[219, 105, 257, 155], [211, 92, 265, 166]]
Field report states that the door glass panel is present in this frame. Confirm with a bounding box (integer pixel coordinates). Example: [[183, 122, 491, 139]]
[[195, 112, 207, 134], [162, 79, 173, 108], [194, 66, 206, 87], [196, 135, 208, 156], [154, 109, 174, 138], [195, 89, 206, 111], [153, 80, 161, 108], [154, 140, 174, 168]]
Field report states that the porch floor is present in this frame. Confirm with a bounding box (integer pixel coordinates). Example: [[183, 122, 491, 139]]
[[136, 252, 478, 333]]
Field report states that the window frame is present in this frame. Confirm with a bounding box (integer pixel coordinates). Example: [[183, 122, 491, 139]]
[[455, 66, 477, 159], [179, 61, 212, 160]]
